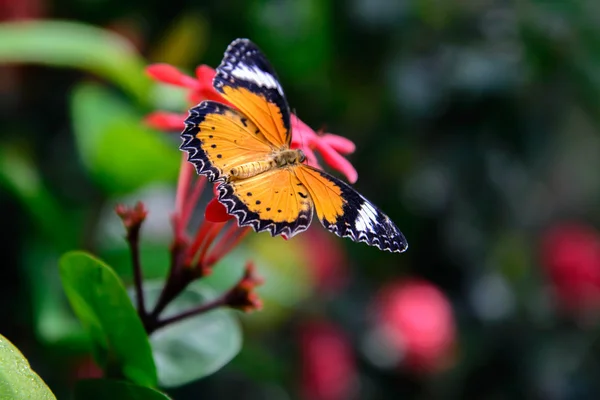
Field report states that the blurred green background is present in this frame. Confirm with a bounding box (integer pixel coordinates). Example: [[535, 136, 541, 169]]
[[3, 0, 600, 399]]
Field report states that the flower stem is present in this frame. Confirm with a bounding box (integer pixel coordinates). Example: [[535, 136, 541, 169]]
[[149, 242, 188, 320], [148, 295, 227, 334], [127, 219, 147, 320]]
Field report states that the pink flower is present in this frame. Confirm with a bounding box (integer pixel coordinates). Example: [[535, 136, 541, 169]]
[[145, 64, 358, 183], [372, 280, 456, 374], [298, 226, 349, 294], [146, 64, 231, 106], [540, 222, 600, 317], [172, 153, 250, 275], [299, 321, 356, 400], [145, 152, 255, 321], [290, 116, 357, 183]]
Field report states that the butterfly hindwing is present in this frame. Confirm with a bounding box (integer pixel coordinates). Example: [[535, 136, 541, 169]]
[[294, 165, 408, 253], [213, 38, 291, 148], [181, 100, 275, 182], [218, 168, 313, 237]]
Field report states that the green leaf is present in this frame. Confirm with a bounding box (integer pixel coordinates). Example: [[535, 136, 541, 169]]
[[71, 83, 180, 195], [0, 21, 150, 101], [74, 379, 171, 400], [145, 282, 242, 387], [59, 251, 157, 387], [0, 334, 56, 400], [26, 242, 89, 350]]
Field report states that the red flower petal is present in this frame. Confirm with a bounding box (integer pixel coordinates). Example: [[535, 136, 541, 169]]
[[205, 198, 232, 223], [188, 89, 230, 107], [315, 141, 358, 184], [146, 63, 199, 88], [321, 134, 356, 154], [291, 115, 318, 145], [144, 111, 186, 131], [299, 321, 356, 400], [290, 115, 358, 183], [541, 222, 600, 314], [300, 226, 349, 293], [195, 65, 217, 86], [374, 280, 456, 373]]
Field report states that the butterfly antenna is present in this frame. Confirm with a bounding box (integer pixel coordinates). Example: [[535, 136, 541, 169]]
[[291, 107, 311, 164]]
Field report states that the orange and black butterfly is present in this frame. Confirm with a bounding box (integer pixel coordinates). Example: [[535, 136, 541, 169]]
[[180, 39, 408, 253]]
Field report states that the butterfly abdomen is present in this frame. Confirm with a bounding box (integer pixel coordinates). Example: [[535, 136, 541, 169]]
[[230, 149, 306, 180], [230, 160, 275, 179]]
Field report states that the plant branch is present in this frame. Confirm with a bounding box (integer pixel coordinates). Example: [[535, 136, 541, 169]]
[[148, 295, 228, 334], [127, 222, 146, 319], [149, 242, 192, 320]]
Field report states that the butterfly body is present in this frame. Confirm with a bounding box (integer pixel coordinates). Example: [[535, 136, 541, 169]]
[[230, 149, 306, 180], [181, 38, 408, 253]]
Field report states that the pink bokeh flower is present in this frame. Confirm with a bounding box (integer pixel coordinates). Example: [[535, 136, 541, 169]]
[[540, 222, 600, 318], [299, 320, 357, 400], [145, 64, 358, 183], [372, 280, 456, 374], [298, 225, 349, 294]]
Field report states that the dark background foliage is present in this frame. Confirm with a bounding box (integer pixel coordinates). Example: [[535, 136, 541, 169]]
[[3, 0, 600, 399]]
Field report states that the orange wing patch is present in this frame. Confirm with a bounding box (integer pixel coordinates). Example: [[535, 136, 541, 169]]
[[293, 164, 345, 224], [217, 168, 313, 237], [220, 86, 289, 148], [181, 101, 275, 182]]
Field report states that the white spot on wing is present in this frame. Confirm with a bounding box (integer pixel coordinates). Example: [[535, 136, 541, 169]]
[[231, 63, 283, 94], [355, 201, 379, 233]]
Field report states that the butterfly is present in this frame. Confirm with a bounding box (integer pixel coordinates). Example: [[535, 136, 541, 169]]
[[180, 38, 408, 253]]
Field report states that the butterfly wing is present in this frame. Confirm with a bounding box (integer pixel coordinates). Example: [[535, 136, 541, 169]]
[[213, 38, 291, 148], [217, 168, 313, 237], [181, 100, 276, 182], [294, 165, 408, 253]]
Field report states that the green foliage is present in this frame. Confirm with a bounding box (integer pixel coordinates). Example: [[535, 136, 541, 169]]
[[74, 379, 171, 400], [0, 21, 150, 101], [7, 0, 600, 398], [248, 0, 332, 85], [59, 251, 157, 387], [71, 83, 180, 195], [26, 243, 89, 349], [0, 146, 76, 249], [144, 283, 242, 387], [0, 335, 56, 400]]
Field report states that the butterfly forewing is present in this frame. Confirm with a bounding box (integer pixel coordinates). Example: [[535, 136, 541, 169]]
[[213, 38, 291, 148], [218, 168, 313, 237], [294, 165, 408, 253], [181, 101, 275, 182]]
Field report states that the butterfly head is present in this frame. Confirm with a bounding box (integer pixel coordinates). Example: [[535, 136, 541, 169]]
[[272, 149, 306, 167], [297, 149, 307, 164]]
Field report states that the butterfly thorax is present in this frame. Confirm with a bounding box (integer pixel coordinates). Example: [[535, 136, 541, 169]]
[[229, 149, 306, 180]]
